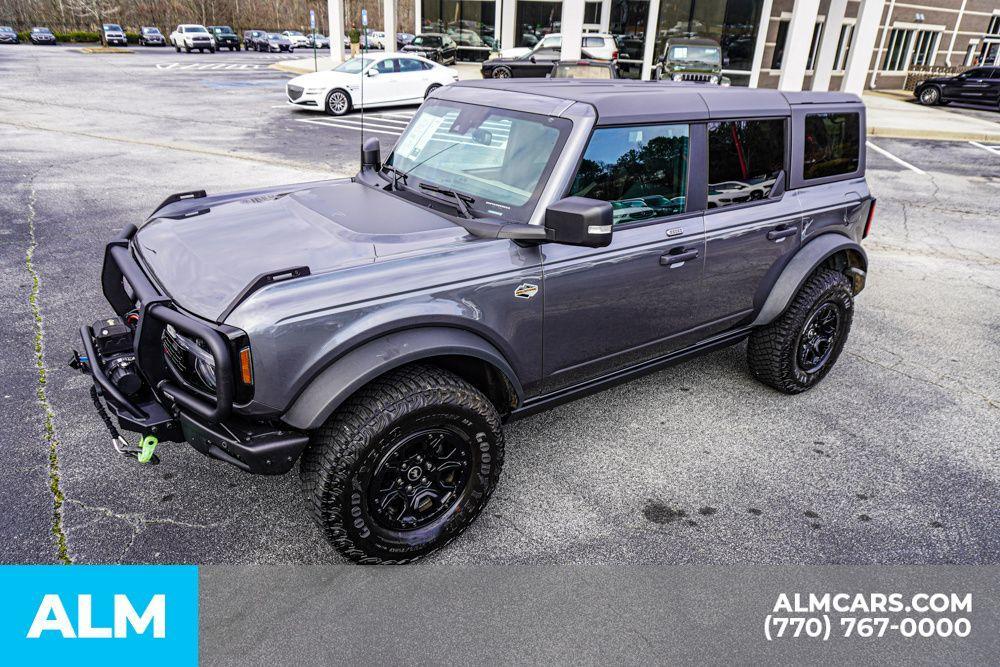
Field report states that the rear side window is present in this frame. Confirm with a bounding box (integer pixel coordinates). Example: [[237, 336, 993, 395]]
[[583, 37, 605, 47], [570, 124, 689, 225], [803, 112, 860, 180], [707, 119, 785, 208]]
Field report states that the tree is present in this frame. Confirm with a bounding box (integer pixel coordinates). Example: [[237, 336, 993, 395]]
[[66, 0, 120, 44]]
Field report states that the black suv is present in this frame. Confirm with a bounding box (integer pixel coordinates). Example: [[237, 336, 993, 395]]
[[208, 25, 240, 51], [914, 67, 1000, 108], [74, 81, 873, 564], [401, 33, 457, 64]]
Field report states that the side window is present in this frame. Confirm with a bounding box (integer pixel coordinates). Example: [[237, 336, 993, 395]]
[[397, 58, 423, 72], [583, 36, 603, 47], [374, 59, 396, 74], [802, 112, 860, 180], [707, 119, 785, 209], [569, 124, 689, 225]]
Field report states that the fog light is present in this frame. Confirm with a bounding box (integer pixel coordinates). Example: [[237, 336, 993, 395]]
[[672, 74, 684, 82]]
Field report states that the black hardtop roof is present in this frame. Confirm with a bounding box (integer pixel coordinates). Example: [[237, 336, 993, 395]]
[[452, 80, 861, 125]]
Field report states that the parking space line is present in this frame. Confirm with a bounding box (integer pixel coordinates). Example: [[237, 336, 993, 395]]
[[968, 140, 1000, 157], [865, 141, 927, 175], [296, 118, 402, 135]]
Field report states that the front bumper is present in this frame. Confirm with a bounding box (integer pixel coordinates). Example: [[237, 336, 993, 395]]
[[74, 221, 308, 474]]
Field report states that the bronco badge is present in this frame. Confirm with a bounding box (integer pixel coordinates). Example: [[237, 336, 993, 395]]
[[514, 283, 539, 299]]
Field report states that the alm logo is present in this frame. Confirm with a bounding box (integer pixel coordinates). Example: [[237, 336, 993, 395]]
[[27, 594, 166, 639]]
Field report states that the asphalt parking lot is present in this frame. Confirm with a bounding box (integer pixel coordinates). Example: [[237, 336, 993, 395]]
[[1, 45, 998, 565]]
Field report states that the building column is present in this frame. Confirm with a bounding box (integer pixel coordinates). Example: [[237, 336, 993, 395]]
[[384, 0, 396, 53], [561, 0, 585, 59], [328, 0, 345, 64], [841, 0, 885, 95], [640, 0, 661, 80], [600, 0, 612, 33], [501, 0, 517, 49], [777, 0, 820, 91], [416, 0, 423, 34], [748, 0, 774, 87], [811, 0, 848, 90]]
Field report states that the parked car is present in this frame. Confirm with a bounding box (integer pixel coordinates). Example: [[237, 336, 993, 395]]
[[914, 67, 1000, 108], [364, 29, 385, 49], [281, 30, 310, 48], [286, 53, 458, 116], [101, 23, 127, 46], [29, 27, 57, 45], [243, 29, 267, 51], [500, 33, 618, 61], [653, 37, 729, 85], [208, 25, 240, 50], [0, 26, 19, 44], [73, 80, 872, 564], [138, 26, 166, 46], [401, 33, 457, 64], [482, 47, 600, 78], [170, 24, 215, 52], [397, 32, 415, 49], [258, 32, 294, 52], [549, 59, 619, 79], [306, 33, 330, 49]]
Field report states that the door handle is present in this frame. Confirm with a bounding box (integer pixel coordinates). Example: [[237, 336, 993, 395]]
[[767, 226, 797, 242], [659, 248, 699, 267]]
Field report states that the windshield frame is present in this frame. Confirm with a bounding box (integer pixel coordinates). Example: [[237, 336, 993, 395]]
[[383, 99, 574, 224]]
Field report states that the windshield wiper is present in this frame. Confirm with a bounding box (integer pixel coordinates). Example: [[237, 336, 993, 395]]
[[381, 164, 409, 191], [419, 183, 475, 219]]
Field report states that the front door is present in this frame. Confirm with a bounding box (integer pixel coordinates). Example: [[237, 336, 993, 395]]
[[541, 122, 707, 392], [943, 67, 993, 102], [363, 57, 400, 104]]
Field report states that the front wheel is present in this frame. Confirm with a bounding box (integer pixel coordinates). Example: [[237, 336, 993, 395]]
[[918, 85, 941, 106], [300, 364, 505, 564], [325, 88, 351, 116], [747, 268, 854, 394], [492, 66, 511, 79]]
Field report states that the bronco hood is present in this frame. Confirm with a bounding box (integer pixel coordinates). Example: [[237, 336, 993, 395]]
[[134, 180, 459, 322]]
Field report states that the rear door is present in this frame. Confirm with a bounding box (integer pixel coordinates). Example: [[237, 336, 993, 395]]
[[943, 68, 992, 101], [541, 122, 707, 392], [395, 57, 430, 100], [700, 117, 801, 334]]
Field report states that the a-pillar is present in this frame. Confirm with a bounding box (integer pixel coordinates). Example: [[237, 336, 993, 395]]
[[811, 0, 848, 90], [841, 0, 886, 95], [777, 0, 820, 91], [327, 0, 345, 64]]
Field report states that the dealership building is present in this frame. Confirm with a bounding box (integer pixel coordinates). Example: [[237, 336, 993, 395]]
[[326, 0, 1000, 93]]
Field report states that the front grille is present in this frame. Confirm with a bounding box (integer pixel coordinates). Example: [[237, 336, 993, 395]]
[[679, 73, 713, 83], [287, 85, 304, 101]]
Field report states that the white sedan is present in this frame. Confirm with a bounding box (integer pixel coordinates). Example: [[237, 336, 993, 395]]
[[286, 54, 458, 117]]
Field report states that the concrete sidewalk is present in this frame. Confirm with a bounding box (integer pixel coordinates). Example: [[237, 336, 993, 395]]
[[862, 90, 1000, 142], [272, 57, 1000, 142]]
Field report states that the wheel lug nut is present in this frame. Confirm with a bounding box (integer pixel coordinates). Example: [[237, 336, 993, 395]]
[[421, 477, 427, 484]]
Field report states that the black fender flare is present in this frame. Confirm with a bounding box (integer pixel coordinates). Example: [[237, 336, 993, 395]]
[[281, 328, 525, 431], [751, 233, 867, 327]]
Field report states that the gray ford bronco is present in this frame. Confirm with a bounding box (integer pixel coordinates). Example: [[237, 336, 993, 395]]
[[73, 80, 874, 563]]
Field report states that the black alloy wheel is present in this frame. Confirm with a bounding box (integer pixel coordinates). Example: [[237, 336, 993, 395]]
[[795, 302, 841, 373]]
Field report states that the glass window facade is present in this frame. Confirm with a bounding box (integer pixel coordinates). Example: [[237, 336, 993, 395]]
[[422, 0, 497, 58], [653, 0, 766, 77], [517, 1, 563, 47], [610, 0, 652, 79]]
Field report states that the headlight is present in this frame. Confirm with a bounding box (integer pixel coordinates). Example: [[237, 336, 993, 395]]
[[672, 74, 684, 82], [195, 357, 217, 390], [710, 75, 719, 84]]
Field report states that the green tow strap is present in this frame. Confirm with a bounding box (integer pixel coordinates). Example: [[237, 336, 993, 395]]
[[137, 434, 159, 464]]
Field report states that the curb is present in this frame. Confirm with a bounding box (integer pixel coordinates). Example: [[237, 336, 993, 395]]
[[867, 127, 1000, 142]]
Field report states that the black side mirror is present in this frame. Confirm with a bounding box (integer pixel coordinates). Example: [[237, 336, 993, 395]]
[[530, 56, 536, 63], [361, 137, 381, 171], [544, 197, 613, 248]]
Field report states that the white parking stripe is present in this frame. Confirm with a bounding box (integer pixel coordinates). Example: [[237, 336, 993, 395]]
[[865, 141, 927, 175], [968, 140, 1000, 157], [317, 117, 411, 132], [296, 118, 402, 135]]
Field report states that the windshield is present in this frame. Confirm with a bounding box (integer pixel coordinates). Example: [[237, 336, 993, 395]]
[[386, 99, 571, 221], [1, 27, 14, 32], [104, 24, 122, 31], [33, 28, 52, 33], [286, 31, 303, 36], [334, 57, 372, 73], [667, 45, 720, 64], [214, 27, 234, 34], [412, 36, 440, 47], [143, 28, 161, 34], [185, 26, 207, 33]]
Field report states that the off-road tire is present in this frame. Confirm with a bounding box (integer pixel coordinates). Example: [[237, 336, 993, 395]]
[[747, 268, 854, 394], [300, 364, 505, 564]]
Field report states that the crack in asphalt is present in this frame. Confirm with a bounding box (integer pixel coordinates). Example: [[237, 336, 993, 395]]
[[65, 499, 222, 562], [846, 350, 999, 410], [24, 175, 72, 564]]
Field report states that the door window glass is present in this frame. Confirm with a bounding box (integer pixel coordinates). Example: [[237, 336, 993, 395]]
[[374, 59, 396, 73], [707, 119, 784, 208], [803, 113, 860, 180], [569, 124, 689, 225], [397, 58, 423, 72]]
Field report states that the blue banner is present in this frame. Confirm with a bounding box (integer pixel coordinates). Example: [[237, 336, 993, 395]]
[[0, 566, 198, 665]]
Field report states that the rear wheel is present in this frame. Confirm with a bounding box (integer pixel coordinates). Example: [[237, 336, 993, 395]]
[[424, 83, 441, 99], [747, 269, 854, 394], [918, 85, 941, 105], [300, 364, 504, 564]]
